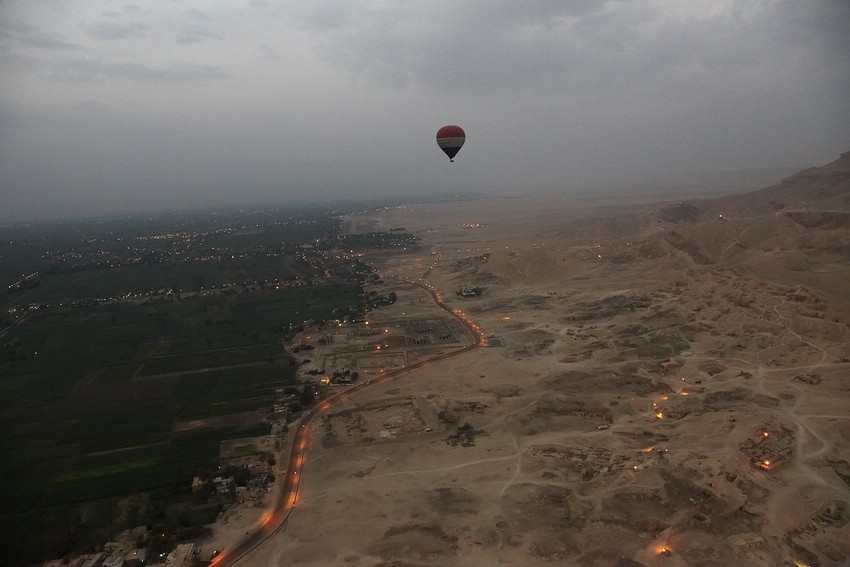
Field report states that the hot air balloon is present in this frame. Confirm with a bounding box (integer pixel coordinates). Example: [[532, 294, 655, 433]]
[[436, 125, 465, 162]]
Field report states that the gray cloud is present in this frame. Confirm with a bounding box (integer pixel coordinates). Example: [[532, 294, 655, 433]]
[[185, 8, 211, 22], [258, 43, 280, 61], [174, 8, 223, 44], [295, 0, 847, 100], [0, 0, 848, 222], [44, 57, 229, 84], [85, 19, 149, 40], [175, 27, 224, 45], [0, 20, 84, 51]]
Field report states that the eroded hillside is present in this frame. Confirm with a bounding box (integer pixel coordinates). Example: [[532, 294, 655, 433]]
[[245, 154, 850, 567]]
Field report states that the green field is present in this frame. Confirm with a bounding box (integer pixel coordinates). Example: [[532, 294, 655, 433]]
[[0, 207, 375, 563]]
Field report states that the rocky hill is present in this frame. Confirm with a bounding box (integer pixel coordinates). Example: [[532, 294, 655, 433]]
[[636, 152, 850, 303]]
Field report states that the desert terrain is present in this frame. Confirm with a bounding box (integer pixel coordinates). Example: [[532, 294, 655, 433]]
[[237, 154, 850, 566]]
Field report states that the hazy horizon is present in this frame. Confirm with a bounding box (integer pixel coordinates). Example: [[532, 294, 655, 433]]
[[2, 1, 848, 222], [0, 162, 805, 227]]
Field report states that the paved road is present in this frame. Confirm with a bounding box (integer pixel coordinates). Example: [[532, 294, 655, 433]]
[[210, 279, 482, 566]]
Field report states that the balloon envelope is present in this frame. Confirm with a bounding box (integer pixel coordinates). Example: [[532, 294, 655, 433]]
[[436, 125, 465, 161]]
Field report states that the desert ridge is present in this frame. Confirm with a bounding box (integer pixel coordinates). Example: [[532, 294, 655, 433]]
[[241, 153, 850, 566]]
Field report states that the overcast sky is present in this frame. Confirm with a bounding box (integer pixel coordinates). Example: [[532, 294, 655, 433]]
[[1, 1, 848, 222]]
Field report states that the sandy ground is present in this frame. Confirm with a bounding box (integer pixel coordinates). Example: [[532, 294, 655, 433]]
[[230, 195, 850, 566]]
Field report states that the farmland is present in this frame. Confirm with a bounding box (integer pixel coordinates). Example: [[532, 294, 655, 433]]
[[0, 206, 400, 563]]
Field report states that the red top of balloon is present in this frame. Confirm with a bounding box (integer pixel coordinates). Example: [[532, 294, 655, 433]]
[[436, 125, 465, 139], [436, 125, 465, 161]]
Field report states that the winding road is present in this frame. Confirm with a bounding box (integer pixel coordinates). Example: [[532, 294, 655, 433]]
[[210, 279, 484, 566]]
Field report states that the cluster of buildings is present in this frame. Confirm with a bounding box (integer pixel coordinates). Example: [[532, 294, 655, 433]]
[[739, 425, 794, 472], [193, 467, 273, 505], [41, 527, 197, 567], [456, 286, 486, 297], [5, 270, 39, 291], [321, 369, 360, 386]]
